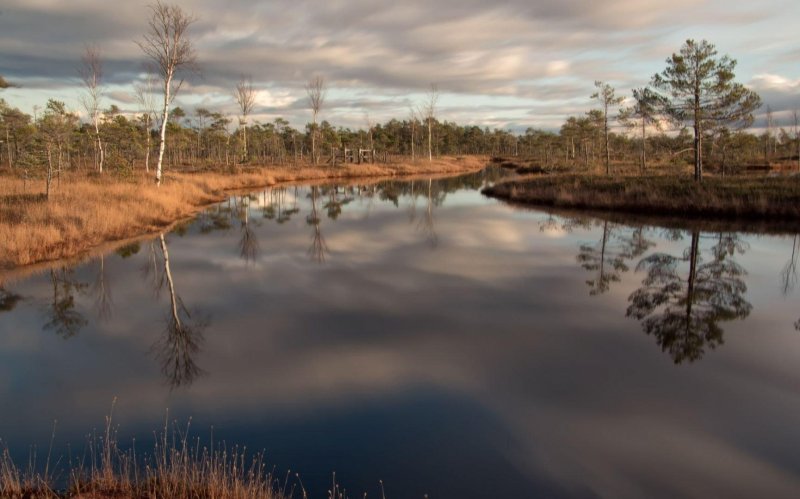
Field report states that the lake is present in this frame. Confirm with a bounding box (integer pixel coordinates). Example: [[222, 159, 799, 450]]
[[2, 168, 800, 498]]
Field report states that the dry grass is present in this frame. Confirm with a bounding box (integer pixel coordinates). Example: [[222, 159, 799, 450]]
[[483, 173, 800, 221], [0, 156, 486, 269], [0, 414, 292, 499]]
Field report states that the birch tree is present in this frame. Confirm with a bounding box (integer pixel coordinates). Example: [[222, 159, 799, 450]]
[[78, 45, 105, 173], [305, 75, 326, 165], [652, 39, 761, 182], [137, 1, 197, 186], [420, 84, 438, 163], [234, 76, 257, 161]]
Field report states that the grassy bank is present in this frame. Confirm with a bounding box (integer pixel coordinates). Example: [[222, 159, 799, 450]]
[[482, 174, 800, 220], [0, 156, 485, 269], [0, 415, 294, 499]]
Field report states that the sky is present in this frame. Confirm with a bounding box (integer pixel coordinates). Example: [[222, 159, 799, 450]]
[[0, 0, 799, 133]]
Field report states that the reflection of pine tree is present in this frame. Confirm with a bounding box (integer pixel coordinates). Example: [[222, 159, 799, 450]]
[[627, 230, 751, 364], [578, 221, 627, 295], [578, 222, 653, 295], [44, 268, 88, 339]]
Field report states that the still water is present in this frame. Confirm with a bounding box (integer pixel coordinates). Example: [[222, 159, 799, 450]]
[[2, 169, 800, 498]]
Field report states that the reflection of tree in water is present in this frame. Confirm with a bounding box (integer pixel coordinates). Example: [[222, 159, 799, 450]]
[[152, 234, 208, 389], [261, 187, 300, 224], [307, 186, 328, 263], [323, 185, 353, 220], [627, 230, 752, 364], [781, 234, 799, 296], [417, 178, 443, 248], [0, 286, 22, 313], [43, 267, 88, 339], [92, 254, 113, 321], [235, 195, 259, 263], [578, 221, 654, 295]]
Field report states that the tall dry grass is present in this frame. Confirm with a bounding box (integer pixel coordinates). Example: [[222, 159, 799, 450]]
[[0, 408, 293, 499], [0, 156, 486, 269]]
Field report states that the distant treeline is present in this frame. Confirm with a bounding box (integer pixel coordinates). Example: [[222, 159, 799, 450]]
[[1, 97, 795, 175]]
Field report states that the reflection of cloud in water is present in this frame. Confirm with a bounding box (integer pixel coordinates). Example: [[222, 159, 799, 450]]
[[3, 177, 800, 496]]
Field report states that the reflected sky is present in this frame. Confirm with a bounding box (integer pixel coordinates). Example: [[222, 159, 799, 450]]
[[2, 170, 800, 498]]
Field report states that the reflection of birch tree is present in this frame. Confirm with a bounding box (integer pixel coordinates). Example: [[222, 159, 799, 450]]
[[627, 230, 751, 364], [92, 255, 113, 321], [407, 179, 418, 223], [417, 178, 438, 248], [781, 235, 799, 296], [141, 240, 165, 297], [307, 186, 328, 263], [153, 234, 207, 388], [43, 268, 88, 339], [236, 196, 259, 263]]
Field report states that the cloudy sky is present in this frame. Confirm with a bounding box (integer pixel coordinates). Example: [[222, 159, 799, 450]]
[[1, 0, 798, 132]]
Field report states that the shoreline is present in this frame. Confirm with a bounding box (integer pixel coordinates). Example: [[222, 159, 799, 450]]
[[483, 173, 800, 225], [0, 156, 486, 276]]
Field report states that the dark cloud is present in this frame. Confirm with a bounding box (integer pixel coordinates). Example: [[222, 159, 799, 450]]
[[1, 0, 798, 130]]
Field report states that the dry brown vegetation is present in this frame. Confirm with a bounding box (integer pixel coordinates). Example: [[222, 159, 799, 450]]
[[483, 173, 800, 220], [0, 415, 293, 499], [0, 156, 486, 269]]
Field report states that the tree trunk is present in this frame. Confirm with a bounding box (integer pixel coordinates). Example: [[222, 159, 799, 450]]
[[685, 230, 700, 326], [46, 144, 53, 200], [641, 117, 646, 175], [693, 67, 702, 182], [159, 234, 182, 331], [95, 120, 104, 174], [604, 105, 610, 175], [311, 112, 317, 165], [427, 119, 433, 163], [144, 122, 151, 173], [411, 122, 415, 162], [5, 125, 11, 170], [243, 122, 248, 162], [155, 75, 172, 186]]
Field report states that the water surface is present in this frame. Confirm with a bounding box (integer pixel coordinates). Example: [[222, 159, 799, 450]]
[[2, 169, 800, 498]]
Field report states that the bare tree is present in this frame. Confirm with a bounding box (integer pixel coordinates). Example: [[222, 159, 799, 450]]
[[133, 72, 158, 172], [364, 112, 374, 152], [234, 75, 257, 161], [137, 1, 197, 186], [419, 84, 439, 163], [78, 45, 105, 173], [305, 75, 326, 165]]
